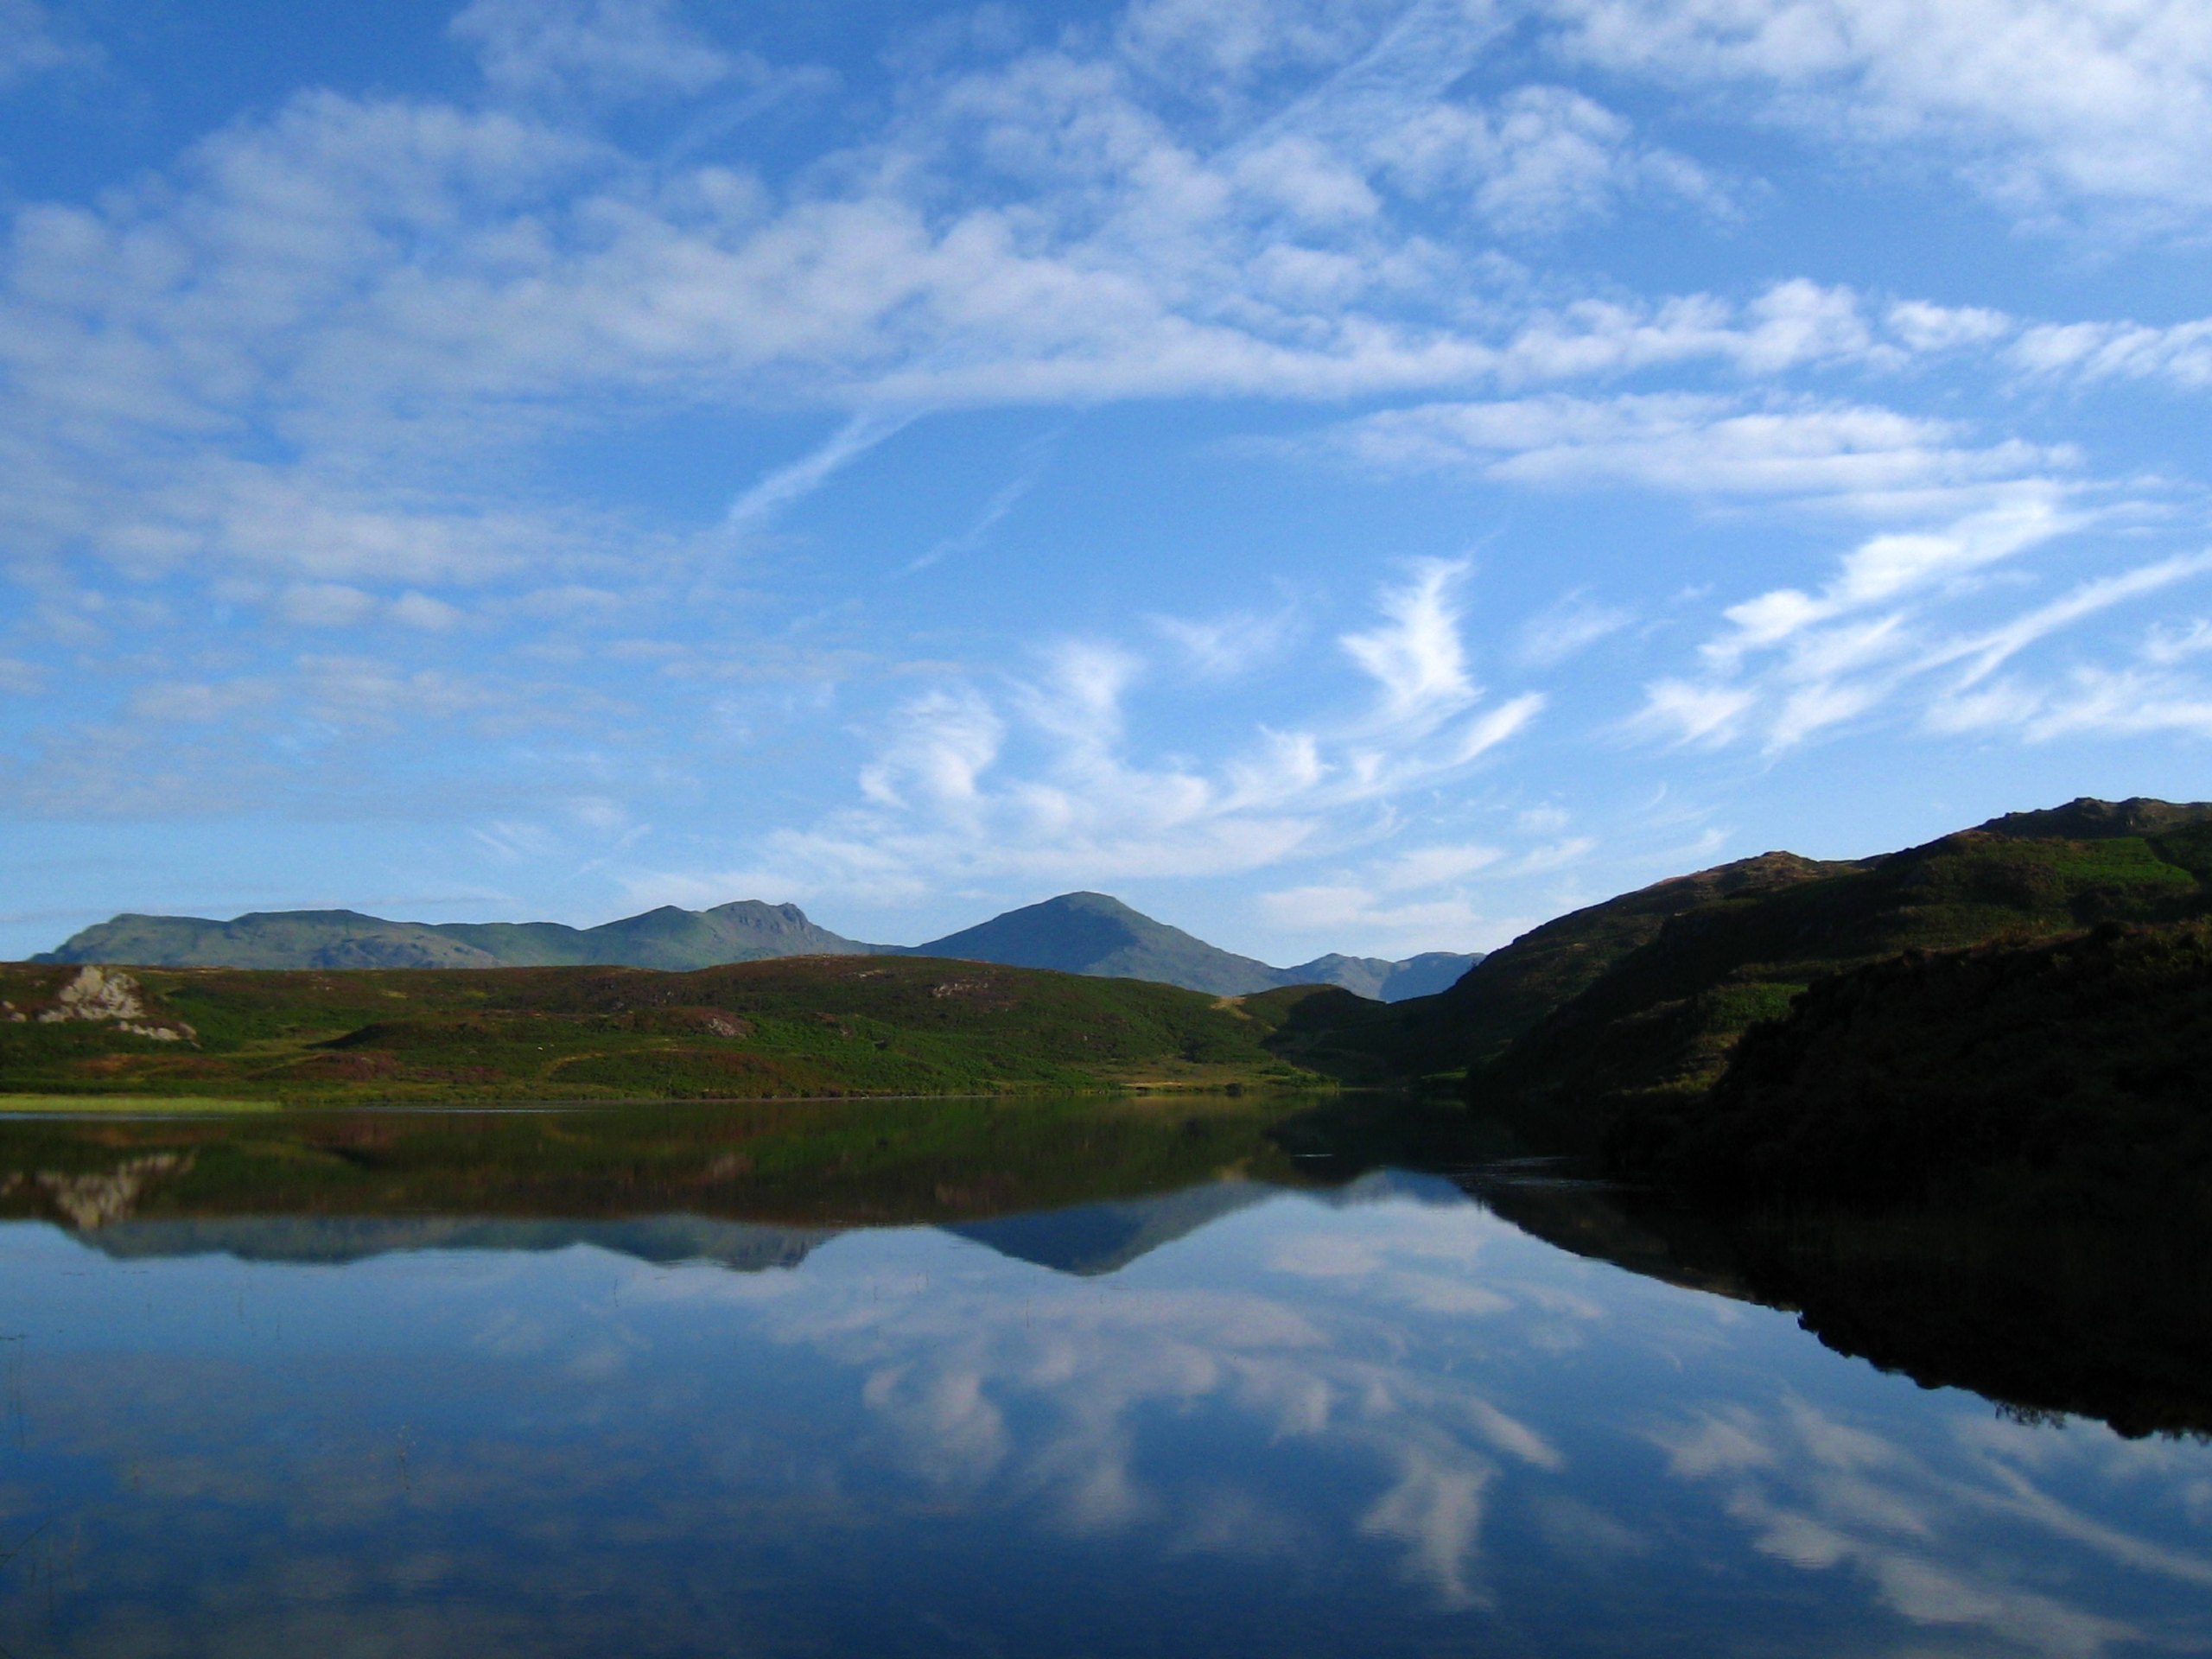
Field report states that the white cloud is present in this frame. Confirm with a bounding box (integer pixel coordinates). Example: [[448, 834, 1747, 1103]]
[[1635, 484, 2212, 753], [1325, 392, 2071, 516], [1516, 589, 1633, 666], [728, 410, 925, 531], [1116, 0, 1407, 92], [630, 565, 1541, 910], [0, 0, 93, 90], [2006, 315, 2212, 390], [265, 581, 462, 633], [858, 685, 1007, 810], [1375, 84, 1728, 232], [0, 32, 1911, 656], [1340, 558, 1478, 728], [1885, 300, 2015, 353], [1150, 604, 1303, 679], [451, 0, 735, 103], [1709, 495, 2075, 659], [1541, 0, 2212, 222], [907, 467, 1041, 574], [1923, 558, 2212, 739]]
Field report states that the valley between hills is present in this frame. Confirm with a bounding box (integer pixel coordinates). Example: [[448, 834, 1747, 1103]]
[[7, 794, 2212, 1229]]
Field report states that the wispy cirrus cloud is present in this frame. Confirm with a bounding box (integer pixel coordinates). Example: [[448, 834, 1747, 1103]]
[[629, 562, 1542, 909], [1316, 392, 2075, 517], [1633, 495, 2212, 753], [1541, 0, 2212, 226]]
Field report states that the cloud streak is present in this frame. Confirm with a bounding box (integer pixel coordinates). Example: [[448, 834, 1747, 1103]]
[[632, 562, 1542, 912]]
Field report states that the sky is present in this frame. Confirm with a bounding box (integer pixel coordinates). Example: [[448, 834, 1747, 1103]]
[[2, 0, 2210, 964]]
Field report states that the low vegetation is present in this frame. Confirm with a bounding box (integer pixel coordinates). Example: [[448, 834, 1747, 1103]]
[[0, 955, 1335, 1103]]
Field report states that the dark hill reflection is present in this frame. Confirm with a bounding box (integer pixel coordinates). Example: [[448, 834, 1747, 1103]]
[[1, 1096, 2209, 1657]]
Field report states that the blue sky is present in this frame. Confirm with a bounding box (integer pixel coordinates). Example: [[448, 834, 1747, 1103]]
[[3, 0, 2210, 963]]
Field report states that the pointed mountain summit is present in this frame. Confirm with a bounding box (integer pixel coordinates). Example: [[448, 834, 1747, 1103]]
[[911, 891, 1480, 1001], [912, 892, 1287, 997]]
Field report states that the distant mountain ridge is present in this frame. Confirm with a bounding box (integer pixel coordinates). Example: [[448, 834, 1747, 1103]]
[[37, 892, 1478, 1003], [42, 900, 877, 974]]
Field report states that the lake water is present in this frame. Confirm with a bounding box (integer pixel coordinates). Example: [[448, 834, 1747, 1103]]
[[0, 1096, 2206, 1656]]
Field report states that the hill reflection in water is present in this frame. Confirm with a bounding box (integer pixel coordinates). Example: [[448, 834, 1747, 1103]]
[[0, 1095, 2207, 1657]]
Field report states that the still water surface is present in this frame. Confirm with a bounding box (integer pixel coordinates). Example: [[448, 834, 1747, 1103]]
[[0, 1097, 2206, 1656]]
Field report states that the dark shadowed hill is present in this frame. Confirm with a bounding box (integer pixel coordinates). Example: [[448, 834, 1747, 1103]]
[[1639, 918, 2212, 1214], [1464, 797, 2212, 1142], [1298, 794, 2212, 1115]]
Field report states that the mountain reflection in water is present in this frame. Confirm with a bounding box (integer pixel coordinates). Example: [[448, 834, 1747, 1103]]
[[0, 1095, 2206, 1658]]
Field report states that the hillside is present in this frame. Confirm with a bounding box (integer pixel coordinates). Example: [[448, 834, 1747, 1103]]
[[0, 957, 1338, 1103], [1390, 850, 1854, 1076], [1637, 918, 2212, 1215], [41, 893, 1478, 1002], [1395, 797, 2212, 1147]]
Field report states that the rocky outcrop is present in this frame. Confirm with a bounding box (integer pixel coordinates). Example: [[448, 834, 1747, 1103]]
[[29, 966, 196, 1042]]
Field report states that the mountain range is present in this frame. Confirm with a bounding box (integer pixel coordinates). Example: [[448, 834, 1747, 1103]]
[[35, 890, 1478, 1002]]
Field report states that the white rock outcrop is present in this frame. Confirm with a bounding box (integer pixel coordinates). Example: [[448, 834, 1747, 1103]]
[[33, 965, 196, 1042]]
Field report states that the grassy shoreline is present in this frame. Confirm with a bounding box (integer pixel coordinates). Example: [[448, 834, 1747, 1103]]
[[0, 1094, 279, 1114]]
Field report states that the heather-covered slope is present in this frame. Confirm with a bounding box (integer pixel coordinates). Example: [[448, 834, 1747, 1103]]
[[1396, 850, 1854, 1076], [0, 957, 1335, 1103]]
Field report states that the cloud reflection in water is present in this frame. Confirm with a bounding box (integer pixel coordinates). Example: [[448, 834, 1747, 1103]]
[[0, 1178, 2205, 1656]]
